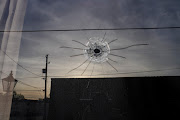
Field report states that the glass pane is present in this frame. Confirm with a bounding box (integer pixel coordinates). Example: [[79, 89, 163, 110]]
[[0, 0, 180, 120]]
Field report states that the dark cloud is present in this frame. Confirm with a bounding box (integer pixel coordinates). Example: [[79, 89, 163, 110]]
[[85, 0, 180, 27], [19, 37, 41, 57], [23, 0, 85, 29], [19, 0, 180, 77], [8, 0, 180, 99]]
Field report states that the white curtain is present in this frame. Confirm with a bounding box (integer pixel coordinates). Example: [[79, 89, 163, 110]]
[[0, 0, 28, 119]]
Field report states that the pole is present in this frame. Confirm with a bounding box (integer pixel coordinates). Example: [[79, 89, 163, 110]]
[[44, 54, 48, 120]]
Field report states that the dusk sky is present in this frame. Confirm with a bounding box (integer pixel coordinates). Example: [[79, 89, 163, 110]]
[[1, 0, 180, 99]]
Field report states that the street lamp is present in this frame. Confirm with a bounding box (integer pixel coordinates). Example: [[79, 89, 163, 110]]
[[1, 71, 17, 120], [2, 71, 17, 92]]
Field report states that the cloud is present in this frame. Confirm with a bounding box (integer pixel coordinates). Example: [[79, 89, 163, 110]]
[[0, 0, 6, 19], [19, 0, 180, 77], [88, 0, 180, 27], [13, 0, 180, 99]]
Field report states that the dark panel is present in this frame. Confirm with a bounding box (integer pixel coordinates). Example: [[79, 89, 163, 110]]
[[48, 78, 127, 120], [48, 77, 180, 120]]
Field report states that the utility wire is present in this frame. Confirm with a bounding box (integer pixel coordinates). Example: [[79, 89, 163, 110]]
[[16, 76, 43, 79], [0, 71, 9, 82], [94, 67, 180, 76], [15, 90, 43, 91], [46, 67, 180, 77], [0, 71, 8, 76], [17, 80, 43, 90], [1, 26, 180, 33], [1, 71, 43, 90], [0, 49, 41, 77]]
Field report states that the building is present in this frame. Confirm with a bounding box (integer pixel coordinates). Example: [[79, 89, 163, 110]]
[[48, 77, 180, 120], [48, 78, 127, 120], [10, 99, 47, 120]]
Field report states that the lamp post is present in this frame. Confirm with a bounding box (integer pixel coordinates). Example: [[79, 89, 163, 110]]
[[2, 71, 17, 120], [2, 71, 17, 92]]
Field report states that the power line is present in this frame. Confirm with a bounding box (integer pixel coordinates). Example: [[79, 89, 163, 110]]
[[94, 67, 180, 76], [0, 71, 8, 76], [0, 26, 180, 33], [0, 71, 9, 82], [0, 49, 41, 77], [16, 76, 43, 79], [17, 80, 43, 90], [15, 90, 43, 91], [46, 67, 180, 77], [11, 67, 180, 95], [14, 90, 44, 98]]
